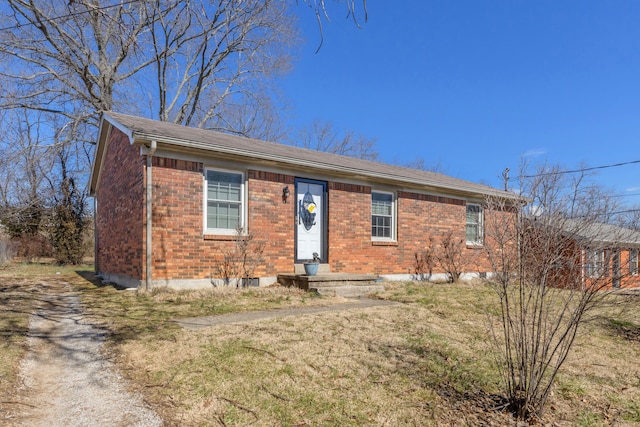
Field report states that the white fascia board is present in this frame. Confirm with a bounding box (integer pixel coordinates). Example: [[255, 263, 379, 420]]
[[102, 112, 135, 144], [131, 132, 516, 201]]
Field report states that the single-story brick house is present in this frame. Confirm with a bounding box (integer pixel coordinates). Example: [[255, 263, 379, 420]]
[[565, 221, 640, 290], [89, 111, 519, 289], [518, 217, 640, 291]]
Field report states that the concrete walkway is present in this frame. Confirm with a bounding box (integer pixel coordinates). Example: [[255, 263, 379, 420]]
[[174, 298, 400, 330]]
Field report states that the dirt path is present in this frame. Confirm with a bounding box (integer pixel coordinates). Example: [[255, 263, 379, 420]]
[[8, 281, 161, 427]]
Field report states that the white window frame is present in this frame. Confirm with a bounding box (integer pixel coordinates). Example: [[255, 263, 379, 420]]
[[203, 168, 245, 235], [585, 249, 604, 278], [465, 203, 484, 245], [630, 249, 639, 276], [371, 190, 396, 241]]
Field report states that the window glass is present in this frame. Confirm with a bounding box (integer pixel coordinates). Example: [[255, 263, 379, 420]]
[[630, 249, 638, 275], [372, 192, 394, 239], [586, 249, 604, 277], [466, 204, 483, 244], [206, 170, 243, 232]]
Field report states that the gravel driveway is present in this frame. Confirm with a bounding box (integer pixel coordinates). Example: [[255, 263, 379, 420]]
[[8, 282, 162, 427]]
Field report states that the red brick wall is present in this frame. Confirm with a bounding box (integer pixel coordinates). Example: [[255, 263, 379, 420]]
[[146, 162, 507, 281], [246, 171, 296, 274], [96, 143, 512, 284], [619, 249, 640, 288], [590, 248, 640, 290], [326, 184, 498, 275], [327, 182, 372, 273], [149, 165, 296, 280], [94, 128, 144, 281], [150, 157, 206, 280]]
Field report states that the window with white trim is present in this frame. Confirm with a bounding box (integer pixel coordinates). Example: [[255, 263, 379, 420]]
[[630, 249, 639, 275], [371, 191, 395, 240], [205, 169, 244, 234], [465, 204, 483, 245], [585, 249, 604, 278]]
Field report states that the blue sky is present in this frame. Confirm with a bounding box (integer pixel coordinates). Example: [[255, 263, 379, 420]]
[[281, 1, 640, 205]]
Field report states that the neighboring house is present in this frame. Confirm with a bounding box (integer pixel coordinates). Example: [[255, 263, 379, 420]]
[[526, 218, 640, 290], [89, 112, 519, 289], [573, 221, 640, 290]]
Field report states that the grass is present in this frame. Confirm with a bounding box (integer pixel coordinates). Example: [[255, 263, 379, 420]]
[[1, 264, 640, 425]]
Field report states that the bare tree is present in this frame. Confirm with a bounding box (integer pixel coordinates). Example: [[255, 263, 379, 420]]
[[0, 109, 53, 235], [0, 1, 367, 261], [292, 120, 378, 160], [484, 163, 637, 421], [614, 204, 640, 231], [48, 148, 89, 265], [0, 1, 296, 136], [299, 0, 368, 51], [403, 157, 448, 174], [0, 0, 296, 260]]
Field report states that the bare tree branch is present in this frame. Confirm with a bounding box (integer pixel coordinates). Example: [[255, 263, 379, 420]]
[[484, 161, 638, 421], [291, 120, 378, 160]]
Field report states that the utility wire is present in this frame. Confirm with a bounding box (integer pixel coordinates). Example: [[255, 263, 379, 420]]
[[520, 159, 640, 179], [0, 0, 141, 32], [610, 209, 640, 216]]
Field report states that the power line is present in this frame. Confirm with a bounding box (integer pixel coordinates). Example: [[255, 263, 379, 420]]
[[0, 0, 141, 32], [610, 209, 640, 216], [608, 193, 640, 199], [520, 159, 640, 179]]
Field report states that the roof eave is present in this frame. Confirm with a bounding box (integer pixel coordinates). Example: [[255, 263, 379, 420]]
[[89, 113, 138, 196], [131, 131, 515, 201], [88, 116, 110, 196]]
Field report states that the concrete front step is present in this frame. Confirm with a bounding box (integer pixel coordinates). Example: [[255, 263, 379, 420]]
[[277, 273, 385, 298]]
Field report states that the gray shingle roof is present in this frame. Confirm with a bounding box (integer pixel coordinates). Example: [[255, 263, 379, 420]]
[[98, 111, 517, 200], [567, 220, 640, 246]]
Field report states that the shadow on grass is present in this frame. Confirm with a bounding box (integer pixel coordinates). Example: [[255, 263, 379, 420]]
[[71, 269, 181, 346], [0, 280, 39, 340], [604, 318, 640, 342], [365, 337, 514, 423]]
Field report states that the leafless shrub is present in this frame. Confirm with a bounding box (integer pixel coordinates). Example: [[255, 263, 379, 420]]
[[414, 232, 473, 283], [212, 227, 266, 288], [484, 163, 636, 421], [435, 231, 466, 283], [14, 234, 52, 263], [413, 236, 435, 281]]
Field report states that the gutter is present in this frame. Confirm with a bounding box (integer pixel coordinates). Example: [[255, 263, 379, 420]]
[[145, 140, 157, 291], [131, 133, 517, 201]]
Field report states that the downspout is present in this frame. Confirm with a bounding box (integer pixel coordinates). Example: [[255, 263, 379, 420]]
[[580, 248, 585, 290], [94, 198, 99, 274], [146, 140, 157, 291]]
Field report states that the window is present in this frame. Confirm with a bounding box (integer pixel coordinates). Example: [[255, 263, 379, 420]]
[[585, 249, 604, 278], [372, 191, 395, 240], [205, 169, 244, 234], [465, 204, 483, 245], [630, 249, 639, 275]]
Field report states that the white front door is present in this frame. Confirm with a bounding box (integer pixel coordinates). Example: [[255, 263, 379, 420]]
[[296, 180, 325, 262]]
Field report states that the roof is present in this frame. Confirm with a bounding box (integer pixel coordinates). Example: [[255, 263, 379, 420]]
[[89, 111, 519, 200], [569, 220, 640, 247]]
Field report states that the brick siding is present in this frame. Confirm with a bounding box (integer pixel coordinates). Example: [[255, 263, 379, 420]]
[[94, 128, 144, 281], [95, 129, 510, 285]]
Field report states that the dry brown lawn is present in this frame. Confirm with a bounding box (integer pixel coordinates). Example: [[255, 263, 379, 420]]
[[1, 264, 640, 426]]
